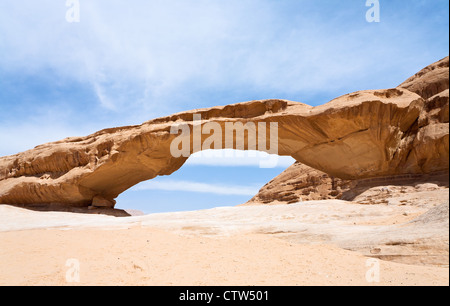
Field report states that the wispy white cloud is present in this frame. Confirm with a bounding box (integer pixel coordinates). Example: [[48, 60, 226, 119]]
[[0, 1, 448, 159], [92, 79, 117, 111], [1, 0, 447, 115], [132, 179, 260, 196], [186, 150, 295, 168]]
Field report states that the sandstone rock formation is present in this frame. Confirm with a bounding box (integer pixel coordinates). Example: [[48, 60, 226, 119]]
[[399, 56, 449, 100], [246, 162, 352, 205], [0, 57, 448, 208], [247, 162, 449, 206], [248, 57, 449, 206]]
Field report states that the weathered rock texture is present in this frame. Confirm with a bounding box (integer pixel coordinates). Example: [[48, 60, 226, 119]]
[[247, 162, 449, 206], [247, 162, 352, 204], [0, 57, 448, 207], [248, 57, 449, 206]]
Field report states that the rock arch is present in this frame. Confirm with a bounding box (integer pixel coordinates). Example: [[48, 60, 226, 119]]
[[0, 57, 448, 208]]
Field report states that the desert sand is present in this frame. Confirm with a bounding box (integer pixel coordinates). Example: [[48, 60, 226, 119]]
[[0, 227, 447, 286], [0, 188, 448, 286], [0, 57, 447, 286]]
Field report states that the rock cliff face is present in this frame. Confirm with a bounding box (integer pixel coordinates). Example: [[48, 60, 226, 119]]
[[248, 57, 449, 206], [247, 162, 352, 205], [0, 57, 448, 208]]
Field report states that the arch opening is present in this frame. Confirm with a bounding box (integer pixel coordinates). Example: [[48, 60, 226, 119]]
[[114, 149, 295, 214]]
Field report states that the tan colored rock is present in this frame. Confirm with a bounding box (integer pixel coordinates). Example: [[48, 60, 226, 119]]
[[91, 196, 116, 208], [246, 164, 449, 207], [246, 162, 352, 205], [248, 57, 449, 206], [0, 58, 448, 207], [399, 58, 449, 174], [399, 56, 449, 99]]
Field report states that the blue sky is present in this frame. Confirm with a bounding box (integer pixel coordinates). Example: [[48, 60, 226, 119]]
[[0, 0, 448, 214]]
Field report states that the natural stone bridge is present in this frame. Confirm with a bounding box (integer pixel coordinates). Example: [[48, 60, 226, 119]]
[[0, 57, 448, 208]]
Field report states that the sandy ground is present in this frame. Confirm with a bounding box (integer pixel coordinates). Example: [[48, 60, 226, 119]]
[[0, 227, 448, 286], [0, 198, 448, 286]]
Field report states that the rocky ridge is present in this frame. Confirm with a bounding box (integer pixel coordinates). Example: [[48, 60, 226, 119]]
[[248, 57, 449, 205]]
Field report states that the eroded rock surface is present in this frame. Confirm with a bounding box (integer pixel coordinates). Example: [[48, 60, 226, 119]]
[[248, 57, 449, 206], [246, 162, 352, 205], [0, 57, 448, 207]]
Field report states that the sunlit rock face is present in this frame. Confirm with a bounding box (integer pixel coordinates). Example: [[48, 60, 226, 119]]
[[0, 57, 448, 208]]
